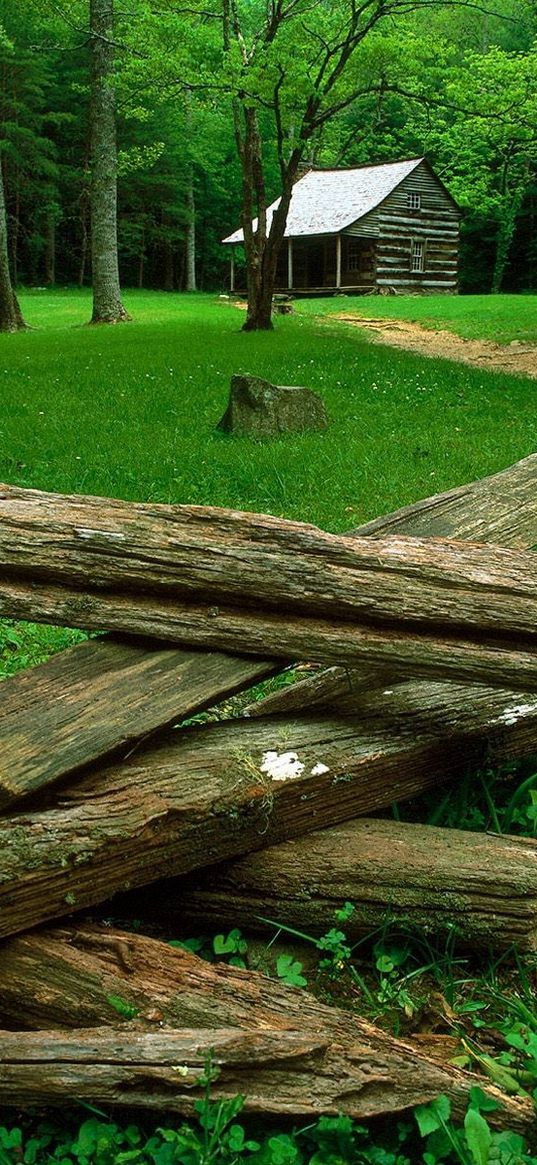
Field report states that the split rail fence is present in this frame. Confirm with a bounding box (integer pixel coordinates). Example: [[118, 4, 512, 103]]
[[1, 457, 537, 1133]]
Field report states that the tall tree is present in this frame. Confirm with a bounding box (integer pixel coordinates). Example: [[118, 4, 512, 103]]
[[89, 0, 130, 322], [0, 18, 27, 332], [0, 159, 26, 331], [215, 0, 457, 329]]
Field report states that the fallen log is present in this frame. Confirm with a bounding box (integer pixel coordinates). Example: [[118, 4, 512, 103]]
[[1, 1024, 534, 1129], [2, 485, 537, 690], [161, 819, 537, 952], [0, 634, 275, 810], [3, 681, 537, 937], [0, 927, 532, 1132]]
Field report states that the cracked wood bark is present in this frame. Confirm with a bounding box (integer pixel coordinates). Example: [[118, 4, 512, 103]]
[[3, 680, 537, 937], [1, 484, 537, 690], [162, 820, 537, 952], [0, 927, 532, 1132], [1, 1025, 534, 1131], [0, 634, 275, 810]]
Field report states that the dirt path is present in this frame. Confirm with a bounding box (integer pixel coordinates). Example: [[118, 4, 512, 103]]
[[335, 314, 537, 379]]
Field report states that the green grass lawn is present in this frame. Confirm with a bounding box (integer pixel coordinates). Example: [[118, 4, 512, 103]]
[[296, 291, 537, 344], [3, 289, 537, 538]]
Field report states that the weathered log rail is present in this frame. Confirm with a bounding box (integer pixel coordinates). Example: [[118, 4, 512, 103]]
[[2, 456, 537, 1127], [150, 819, 537, 952], [2, 482, 537, 690], [1, 1024, 533, 1129], [3, 682, 537, 939]]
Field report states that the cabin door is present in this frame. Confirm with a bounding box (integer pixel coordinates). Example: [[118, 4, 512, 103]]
[[307, 242, 325, 288]]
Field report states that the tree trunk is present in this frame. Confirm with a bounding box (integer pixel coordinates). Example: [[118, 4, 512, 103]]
[[137, 226, 145, 288], [78, 195, 89, 287], [0, 162, 27, 332], [240, 140, 300, 331], [0, 927, 532, 1133], [1, 485, 537, 690], [185, 179, 196, 291], [78, 147, 91, 288], [3, 679, 537, 937], [238, 107, 272, 330], [169, 819, 537, 952], [491, 158, 529, 294], [89, 0, 130, 324], [11, 175, 19, 288], [45, 213, 56, 286], [162, 237, 174, 291], [0, 635, 275, 811], [241, 275, 274, 331], [182, 90, 197, 292], [232, 70, 302, 332]]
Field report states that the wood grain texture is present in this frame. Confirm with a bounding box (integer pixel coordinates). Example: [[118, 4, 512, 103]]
[[3, 680, 537, 937], [1, 1023, 533, 1129], [168, 820, 537, 951], [0, 931, 532, 1131], [0, 635, 275, 809], [2, 483, 537, 689]]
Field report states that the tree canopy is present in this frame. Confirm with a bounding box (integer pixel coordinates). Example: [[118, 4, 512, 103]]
[[0, 0, 535, 320]]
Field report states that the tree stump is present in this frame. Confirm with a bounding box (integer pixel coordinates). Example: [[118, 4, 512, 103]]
[[217, 374, 328, 436]]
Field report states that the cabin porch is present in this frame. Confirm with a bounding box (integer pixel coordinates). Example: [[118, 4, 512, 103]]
[[228, 235, 377, 295]]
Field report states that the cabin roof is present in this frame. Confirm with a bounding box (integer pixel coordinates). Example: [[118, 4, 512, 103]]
[[222, 157, 426, 244]]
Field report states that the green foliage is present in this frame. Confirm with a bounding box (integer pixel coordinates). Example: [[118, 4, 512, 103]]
[[275, 954, 307, 988], [105, 995, 140, 1021], [4, 0, 537, 295], [0, 620, 87, 680], [212, 928, 249, 968], [414, 1091, 537, 1165], [2, 1097, 535, 1165]]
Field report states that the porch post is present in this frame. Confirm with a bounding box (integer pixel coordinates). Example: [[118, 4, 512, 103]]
[[336, 235, 341, 289], [287, 239, 293, 290], [230, 249, 235, 293]]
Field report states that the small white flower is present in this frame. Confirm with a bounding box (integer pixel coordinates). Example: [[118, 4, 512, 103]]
[[260, 750, 305, 781]]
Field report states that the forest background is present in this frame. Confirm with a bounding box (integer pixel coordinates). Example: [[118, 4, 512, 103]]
[[1, 0, 536, 302]]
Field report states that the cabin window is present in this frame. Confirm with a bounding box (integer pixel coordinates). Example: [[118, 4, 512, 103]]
[[407, 192, 421, 211], [347, 240, 361, 271], [411, 239, 425, 272]]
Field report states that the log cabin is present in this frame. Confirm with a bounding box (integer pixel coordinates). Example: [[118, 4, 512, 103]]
[[222, 157, 460, 295]]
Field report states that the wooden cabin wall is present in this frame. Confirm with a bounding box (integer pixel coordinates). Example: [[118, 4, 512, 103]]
[[345, 162, 460, 294]]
